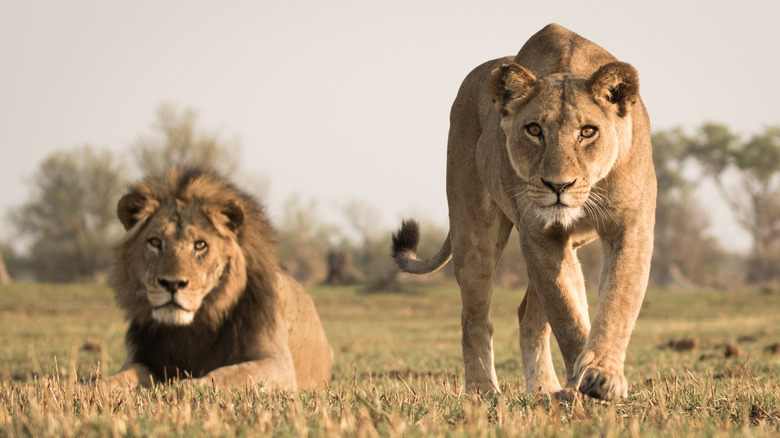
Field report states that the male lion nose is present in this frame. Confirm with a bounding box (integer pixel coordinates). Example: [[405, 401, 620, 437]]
[[541, 178, 576, 195], [157, 278, 189, 293]]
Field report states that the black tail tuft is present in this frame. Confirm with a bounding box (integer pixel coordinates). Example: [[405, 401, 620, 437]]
[[391, 219, 421, 260]]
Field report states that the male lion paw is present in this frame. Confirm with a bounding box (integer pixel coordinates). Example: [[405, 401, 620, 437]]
[[572, 350, 628, 401], [87, 375, 136, 393]]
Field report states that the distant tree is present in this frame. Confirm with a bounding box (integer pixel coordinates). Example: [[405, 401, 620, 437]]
[[650, 128, 726, 288], [687, 123, 780, 284], [653, 128, 690, 194], [342, 200, 396, 280], [132, 103, 240, 177], [9, 146, 126, 281], [0, 243, 25, 281], [276, 195, 335, 285], [325, 248, 358, 285]]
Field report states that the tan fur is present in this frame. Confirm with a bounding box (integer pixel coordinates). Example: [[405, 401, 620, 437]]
[[392, 24, 655, 401], [102, 168, 333, 390]]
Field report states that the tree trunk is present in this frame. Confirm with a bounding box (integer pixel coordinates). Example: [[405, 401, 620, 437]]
[[0, 251, 11, 284], [325, 249, 357, 285]]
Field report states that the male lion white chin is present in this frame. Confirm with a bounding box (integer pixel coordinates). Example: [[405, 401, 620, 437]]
[[392, 24, 656, 402], [152, 304, 195, 325]]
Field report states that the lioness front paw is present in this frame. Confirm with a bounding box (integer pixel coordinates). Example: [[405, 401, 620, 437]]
[[572, 350, 628, 401], [577, 366, 627, 401]]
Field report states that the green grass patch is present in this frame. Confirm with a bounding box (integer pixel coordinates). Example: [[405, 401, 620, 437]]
[[0, 283, 778, 436]]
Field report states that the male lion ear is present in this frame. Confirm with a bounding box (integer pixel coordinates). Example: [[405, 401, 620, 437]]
[[220, 200, 245, 233], [117, 193, 153, 231], [587, 62, 639, 117], [489, 63, 537, 117]]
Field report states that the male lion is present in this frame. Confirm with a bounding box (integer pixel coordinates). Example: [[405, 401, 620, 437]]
[[103, 168, 333, 390], [392, 24, 655, 401]]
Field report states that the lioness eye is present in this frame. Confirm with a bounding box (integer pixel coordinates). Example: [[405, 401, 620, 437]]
[[581, 126, 597, 138], [148, 238, 162, 249], [525, 123, 543, 138], [194, 240, 208, 251]]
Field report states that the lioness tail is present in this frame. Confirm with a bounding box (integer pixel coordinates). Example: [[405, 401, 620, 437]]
[[391, 219, 452, 274]]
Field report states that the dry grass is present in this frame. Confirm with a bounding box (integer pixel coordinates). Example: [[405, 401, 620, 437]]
[[1, 283, 778, 436]]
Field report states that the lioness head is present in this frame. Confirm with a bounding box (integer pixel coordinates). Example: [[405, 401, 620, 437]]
[[489, 62, 639, 228], [113, 170, 248, 326]]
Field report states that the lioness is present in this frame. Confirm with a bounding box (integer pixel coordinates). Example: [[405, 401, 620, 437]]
[[102, 168, 333, 390], [392, 24, 655, 401]]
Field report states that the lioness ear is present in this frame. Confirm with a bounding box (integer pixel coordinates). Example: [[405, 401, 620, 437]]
[[587, 62, 639, 117], [489, 63, 537, 117], [117, 193, 154, 231]]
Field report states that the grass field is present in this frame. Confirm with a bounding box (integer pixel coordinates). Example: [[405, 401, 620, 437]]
[[0, 281, 778, 436]]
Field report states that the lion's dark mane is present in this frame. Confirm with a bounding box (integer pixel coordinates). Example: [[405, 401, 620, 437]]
[[112, 167, 280, 382]]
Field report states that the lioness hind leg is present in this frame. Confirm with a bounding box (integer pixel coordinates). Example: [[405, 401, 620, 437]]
[[518, 282, 562, 395], [451, 212, 513, 393]]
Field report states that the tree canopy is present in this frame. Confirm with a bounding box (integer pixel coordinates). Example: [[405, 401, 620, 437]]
[[686, 123, 780, 283], [6, 107, 780, 288], [8, 146, 125, 281], [132, 103, 240, 177]]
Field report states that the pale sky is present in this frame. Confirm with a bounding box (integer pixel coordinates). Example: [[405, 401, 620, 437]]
[[2, 0, 778, 252]]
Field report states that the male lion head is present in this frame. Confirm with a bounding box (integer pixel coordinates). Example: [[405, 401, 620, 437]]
[[489, 62, 639, 229], [111, 168, 258, 327]]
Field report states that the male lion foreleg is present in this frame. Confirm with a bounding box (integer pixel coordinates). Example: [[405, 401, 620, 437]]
[[518, 282, 562, 394], [196, 325, 300, 389], [196, 356, 298, 390], [101, 362, 154, 389]]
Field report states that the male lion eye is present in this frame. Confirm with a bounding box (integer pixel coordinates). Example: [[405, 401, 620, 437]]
[[148, 238, 162, 249], [525, 123, 543, 138], [194, 241, 208, 251], [580, 126, 598, 138]]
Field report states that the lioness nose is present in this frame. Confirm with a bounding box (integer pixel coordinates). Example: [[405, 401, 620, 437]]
[[157, 278, 189, 293], [541, 178, 575, 195]]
